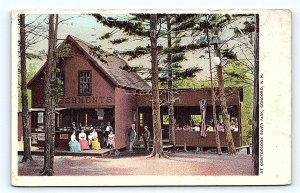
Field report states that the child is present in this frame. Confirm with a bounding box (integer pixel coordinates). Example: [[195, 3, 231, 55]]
[[107, 131, 115, 149]]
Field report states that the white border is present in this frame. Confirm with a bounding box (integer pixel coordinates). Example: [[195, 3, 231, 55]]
[[10, 9, 291, 186], [1, 0, 298, 192]]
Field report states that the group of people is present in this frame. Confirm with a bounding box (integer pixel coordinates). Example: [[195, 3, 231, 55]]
[[69, 117, 238, 153], [69, 129, 101, 152], [68, 122, 116, 153], [127, 124, 150, 152], [175, 123, 202, 132], [230, 117, 239, 132], [174, 117, 239, 133], [103, 122, 115, 149]]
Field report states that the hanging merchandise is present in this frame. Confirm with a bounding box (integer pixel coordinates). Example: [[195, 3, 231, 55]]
[[200, 100, 207, 137]]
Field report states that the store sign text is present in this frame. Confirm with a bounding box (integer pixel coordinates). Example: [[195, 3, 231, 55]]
[[33, 96, 113, 105]]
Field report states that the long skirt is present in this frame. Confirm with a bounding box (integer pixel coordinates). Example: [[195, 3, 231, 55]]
[[79, 140, 90, 150], [91, 138, 101, 150], [69, 141, 81, 152], [108, 139, 115, 148]]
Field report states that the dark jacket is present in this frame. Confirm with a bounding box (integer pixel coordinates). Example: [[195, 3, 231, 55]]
[[128, 128, 136, 142], [143, 130, 150, 141]]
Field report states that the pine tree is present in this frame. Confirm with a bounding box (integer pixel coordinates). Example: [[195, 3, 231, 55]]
[[19, 14, 53, 163], [149, 14, 165, 157], [204, 15, 222, 155], [166, 15, 175, 149], [92, 14, 203, 154], [19, 14, 55, 163], [190, 14, 256, 154], [92, 13, 257, 156], [40, 14, 59, 175], [19, 14, 33, 162], [163, 14, 205, 150]]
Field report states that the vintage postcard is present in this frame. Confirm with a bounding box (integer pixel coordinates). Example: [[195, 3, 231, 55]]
[[11, 9, 291, 186]]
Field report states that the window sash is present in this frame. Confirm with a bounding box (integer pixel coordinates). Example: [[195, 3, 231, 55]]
[[78, 71, 92, 95], [37, 112, 44, 124]]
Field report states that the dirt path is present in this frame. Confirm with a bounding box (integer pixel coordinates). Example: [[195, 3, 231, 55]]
[[18, 153, 253, 176]]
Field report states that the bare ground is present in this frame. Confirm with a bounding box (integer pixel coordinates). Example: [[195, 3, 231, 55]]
[[18, 152, 253, 176]]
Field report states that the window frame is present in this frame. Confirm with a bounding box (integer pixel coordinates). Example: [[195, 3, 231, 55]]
[[162, 114, 169, 125], [37, 112, 44, 124], [78, 70, 92, 96], [190, 114, 202, 125], [139, 113, 144, 127]]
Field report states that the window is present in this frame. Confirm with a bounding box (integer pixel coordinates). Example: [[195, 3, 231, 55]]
[[37, 112, 44, 124], [139, 113, 144, 127], [162, 115, 169, 125], [78, 71, 92, 95], [191, 115, 201, 125]]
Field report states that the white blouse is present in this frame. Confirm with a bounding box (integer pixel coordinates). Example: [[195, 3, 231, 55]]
[[105, 126, 111, 132], [79, 132, 87, 140], [88, 134, 93, 141], [92, 131, 98, 139], [71, 134, 77, 142]]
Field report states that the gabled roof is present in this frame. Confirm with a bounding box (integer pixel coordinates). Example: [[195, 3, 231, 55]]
[[28, 35, 151, 90]]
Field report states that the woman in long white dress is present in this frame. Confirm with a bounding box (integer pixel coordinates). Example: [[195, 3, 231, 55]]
[[69, 131, 81, 152]]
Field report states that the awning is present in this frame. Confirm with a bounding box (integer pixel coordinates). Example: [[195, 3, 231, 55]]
[[29, 108, 69, 112]]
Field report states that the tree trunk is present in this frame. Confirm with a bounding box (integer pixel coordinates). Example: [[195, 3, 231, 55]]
[[206, 26, 222, 155], [166, 15, 176, 149], [150, 14, 164, 158], [49, 14, 59, 173], [252, 14, 259, 175], [216, 49, 236, 154], [41, 14, 56, 175], [20, 14, 33, 162]]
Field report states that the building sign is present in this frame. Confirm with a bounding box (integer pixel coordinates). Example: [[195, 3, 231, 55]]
[[33, 96, 113, 106], [59, 134, 69, 140], [37, 133, 45, 141]]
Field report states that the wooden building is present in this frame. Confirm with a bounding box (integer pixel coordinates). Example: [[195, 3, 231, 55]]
[[22, 35, 243, 150], [26, 35, 150, 149], [137, 88, 243, 147]]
